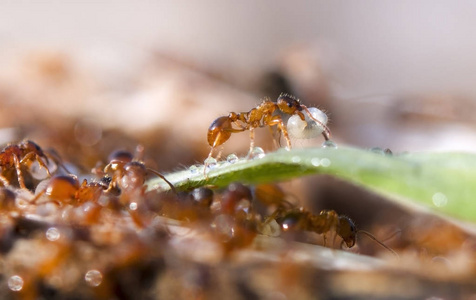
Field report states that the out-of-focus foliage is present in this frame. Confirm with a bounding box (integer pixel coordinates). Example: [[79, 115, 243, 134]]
[[148, 146, 476, 223]]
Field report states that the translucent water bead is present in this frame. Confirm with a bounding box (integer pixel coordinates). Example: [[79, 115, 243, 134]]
[[322, 140, 337, 149], [248, 147, 266, 159], [287, 107, 328, 139]]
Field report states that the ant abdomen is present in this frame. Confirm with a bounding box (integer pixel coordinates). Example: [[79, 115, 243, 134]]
[[207, 116, 234, 148]]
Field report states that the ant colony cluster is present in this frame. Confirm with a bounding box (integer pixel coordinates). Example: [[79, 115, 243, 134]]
[[0, 140, 394, 297], [205, 93, 332, 168]]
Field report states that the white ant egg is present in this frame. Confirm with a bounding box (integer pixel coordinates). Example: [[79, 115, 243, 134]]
[[287, 107, 328, 139]]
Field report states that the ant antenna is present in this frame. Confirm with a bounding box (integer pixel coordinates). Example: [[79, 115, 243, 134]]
[[300, 105, 331, 141], [147, 168, 177, 194], [355, 230, 399, 258]]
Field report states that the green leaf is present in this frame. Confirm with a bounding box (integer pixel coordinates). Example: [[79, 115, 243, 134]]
[[146, 146, 476, 223]]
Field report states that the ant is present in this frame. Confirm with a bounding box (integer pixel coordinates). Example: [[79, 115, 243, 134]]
[[0, 140, 69, 190], [206, 93, 331, 162], [273, 207, 397, 256], [98, 149, 176, 194], [31, 175, 103, 207]]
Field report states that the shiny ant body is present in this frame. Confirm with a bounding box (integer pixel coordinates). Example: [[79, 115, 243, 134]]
[[99, 149, 176, 194], [0, 140, 55, 189], [31, 175, 103, 206], [273, 207, 397, 255], [253, 183, 396, 255], [206, 94, 330, 161]]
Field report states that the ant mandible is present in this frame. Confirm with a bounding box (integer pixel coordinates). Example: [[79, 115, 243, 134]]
[[206, 93, 331, 161]]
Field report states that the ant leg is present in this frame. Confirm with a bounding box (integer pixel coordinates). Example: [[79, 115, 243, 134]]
[[268, 116, 292, 150], [0, 175, 9, 187], [249, 128, 255, 154], [30, 189, 46, 204], [34, 154, 52, 176], [135, 144, 145, 162], [215, 147, 224, 161], [21, 153, 52, 176], [268, 126, 281, 149], [13, 154, 27, 189]]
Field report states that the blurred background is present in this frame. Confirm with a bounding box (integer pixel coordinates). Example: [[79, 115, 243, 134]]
[[1, 1, 476, 172]]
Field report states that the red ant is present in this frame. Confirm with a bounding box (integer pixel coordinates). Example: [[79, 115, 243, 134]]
[[273, 207, 397, 256], [206, 93, 331, 161], [31, 175, 103, 206], [0, 140, 69, 190], [99, 149, 176, 194]]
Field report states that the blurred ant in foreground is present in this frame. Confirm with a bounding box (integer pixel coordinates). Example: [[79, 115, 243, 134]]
[[272, 207, 397, 256], [253, 183, 397, 256], [0, 140, 68, 189], [31, 175, 103, 206], [97, 148, 176, 194], [206, 93, 331, 162]]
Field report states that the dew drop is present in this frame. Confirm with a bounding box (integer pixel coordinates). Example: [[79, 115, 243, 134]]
[[85, 270, 103, 287], [287, 107, 328, 139], [311, 158, 320, 167], [8, 275, 24, 292], [226, 153, 239, 164], [129, 202, 138, 211], [46, 227, 61, 241], [291, 156, 301, 163], [320, 158, 331, 167], [189, 164, 201, 174], [322, 140, 337, 149], [432, 192, 448, 207], [249, 147, 266, 159], [204, 157, 218, 169]]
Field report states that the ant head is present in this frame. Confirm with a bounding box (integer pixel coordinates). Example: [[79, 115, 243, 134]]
[[277, 93, 303, 114], [20, 140, 44, 154], [338, 215, 357, 248], [108, 150, 134, 164]]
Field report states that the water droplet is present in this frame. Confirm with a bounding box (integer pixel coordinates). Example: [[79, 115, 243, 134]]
[[248, 147, 266, 159], [320, 158, 331, 167], [322, 140, 337, 149], [287, 107, 328, 139], [204, 157, 218, 169], [432, 192, 448, 207], [291, 156, 301, 163], [189, 164, 202, 174], [226, 153, 239, 164], [8, 275, 24, 292], [46, 227, 61, 241], [85, 270, 103, 287], [311, 157, 320, 167], [129, 202, 138, 211]]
